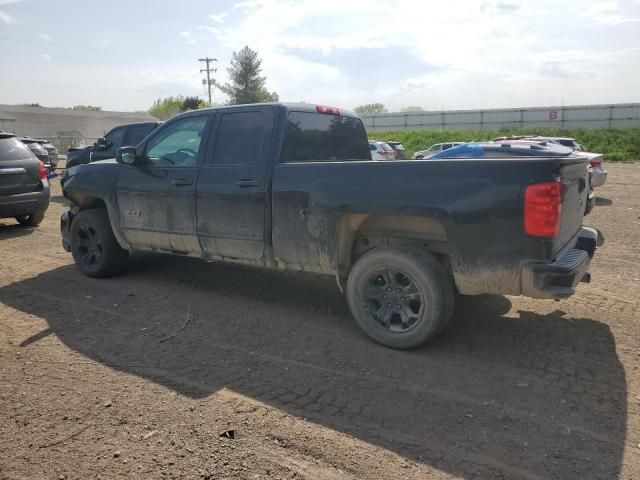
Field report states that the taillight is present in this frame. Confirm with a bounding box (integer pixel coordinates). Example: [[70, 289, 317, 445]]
[[37, 160, 46, 180], [524, 180, 563, 238], [316, 105, 341, 116], [589, 159, 602, 168]]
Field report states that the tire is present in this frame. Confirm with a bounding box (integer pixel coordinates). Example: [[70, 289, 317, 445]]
[[346, 247, 454, 349], [70, 209, 128, 278], [15, 210, 46, 226]]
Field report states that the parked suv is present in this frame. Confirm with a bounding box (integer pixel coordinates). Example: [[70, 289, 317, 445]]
[[385, 140, 406, 159], [369, 141, 396, 160], [18, 137, 51, 172], [0, 132, 50, 226], [66, 121, 162, 168], [35, 139, 59, 170]]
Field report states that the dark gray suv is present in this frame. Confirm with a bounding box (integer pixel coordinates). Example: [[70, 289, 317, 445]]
[[0, 131, 51, 226]]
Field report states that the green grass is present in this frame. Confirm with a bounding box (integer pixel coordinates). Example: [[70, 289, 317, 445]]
[[370, 128, 640, 161]]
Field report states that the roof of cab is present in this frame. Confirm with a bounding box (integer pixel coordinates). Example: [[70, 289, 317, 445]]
[[188, 102, 360, 118]]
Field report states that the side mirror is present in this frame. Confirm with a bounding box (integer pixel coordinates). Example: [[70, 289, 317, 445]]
[[116, 146, 138, 165], [95, 137, 108, 151]]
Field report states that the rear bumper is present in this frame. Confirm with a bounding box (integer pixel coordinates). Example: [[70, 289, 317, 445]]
[[0, 184, 50, 219], [591, 168, 607, 188], [522, 227, 602, 299]]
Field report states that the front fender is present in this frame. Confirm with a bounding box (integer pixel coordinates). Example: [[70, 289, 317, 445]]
[[62, 161, 130, 251]]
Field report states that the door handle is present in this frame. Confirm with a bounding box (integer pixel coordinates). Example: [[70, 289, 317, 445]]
[[172, 178, 193, 186], [235, 179, 260, 187]]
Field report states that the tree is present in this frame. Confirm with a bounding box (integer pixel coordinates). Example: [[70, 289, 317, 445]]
[[71, 105, 102, 111], [401, 106, 424, 112], [354, 103, 387, 115], [220, 46, 279, 105], [181, 96, 206, 111], [148, 95, 207, 120], [149, 96, 183, 120]]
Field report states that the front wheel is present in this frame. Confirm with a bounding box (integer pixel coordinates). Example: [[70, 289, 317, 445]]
[[70, 209, 128, 278], [346, 247, 454, 349]]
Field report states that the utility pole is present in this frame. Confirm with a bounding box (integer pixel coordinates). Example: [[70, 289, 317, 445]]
[[198, 57, 218, 106]]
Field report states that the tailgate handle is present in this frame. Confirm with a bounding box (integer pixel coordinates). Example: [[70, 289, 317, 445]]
[[0, 168, 27, 175], [171, 178, 193, 186], [236, 179, 260, 188]]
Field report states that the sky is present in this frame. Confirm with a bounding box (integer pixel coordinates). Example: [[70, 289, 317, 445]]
[[1, 0, 639, 113]]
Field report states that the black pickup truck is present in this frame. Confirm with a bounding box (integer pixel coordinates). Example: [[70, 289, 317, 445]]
[[66, 121, 162, 168], [60, 103, 601, 349]]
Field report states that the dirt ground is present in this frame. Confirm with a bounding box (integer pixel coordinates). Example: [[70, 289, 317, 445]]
[[1, 163, 639, 480]]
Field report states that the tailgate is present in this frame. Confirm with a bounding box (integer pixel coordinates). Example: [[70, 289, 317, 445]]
[[556, 158, 589, 251], [0, 159, 42, 195]]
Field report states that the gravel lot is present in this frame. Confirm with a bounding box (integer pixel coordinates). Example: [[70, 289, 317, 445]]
[[1, 163, 639, 479]]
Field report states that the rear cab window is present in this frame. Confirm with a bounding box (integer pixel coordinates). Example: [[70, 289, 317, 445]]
[[281, 111, 371, 162]]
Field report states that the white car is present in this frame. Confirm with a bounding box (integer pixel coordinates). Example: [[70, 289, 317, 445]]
[[413, 142, 465, 159], [493, 137, 607, 188], [369, 141, 396, 160]]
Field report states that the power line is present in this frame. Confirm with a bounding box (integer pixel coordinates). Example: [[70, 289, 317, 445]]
[[198, 57, 218, 106], [0, 81, 202, 96], [0, 37, 194, 60]]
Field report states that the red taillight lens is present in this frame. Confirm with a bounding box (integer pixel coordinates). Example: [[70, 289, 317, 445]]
[[524, 180, 563, 238], [316, 105, 341, 116], [589, 159, 602, 168], [37, 160, 46, 180]]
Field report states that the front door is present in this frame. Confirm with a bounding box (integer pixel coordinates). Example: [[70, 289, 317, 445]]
[[196, 106, 274, 260], [116, 114, 211, 253]]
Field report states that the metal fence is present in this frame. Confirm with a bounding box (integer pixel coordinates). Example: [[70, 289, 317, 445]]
[[361, 103, 640, 131]]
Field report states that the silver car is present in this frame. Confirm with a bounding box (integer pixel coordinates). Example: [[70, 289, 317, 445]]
[[413, 142, 465, 159]]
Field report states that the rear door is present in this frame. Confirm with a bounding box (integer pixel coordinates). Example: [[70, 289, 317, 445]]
[[116, 114, 211, 253], [196, 106, 274, 260]]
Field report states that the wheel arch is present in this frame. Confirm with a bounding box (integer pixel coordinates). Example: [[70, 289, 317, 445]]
[[71, 194, 130, 251], [335, 213, 450, 290]]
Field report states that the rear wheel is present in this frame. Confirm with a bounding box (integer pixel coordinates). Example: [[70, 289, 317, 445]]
[[346, 247, 454, 349], [15, 210, 46, 226], [70, 209, 128, 278]]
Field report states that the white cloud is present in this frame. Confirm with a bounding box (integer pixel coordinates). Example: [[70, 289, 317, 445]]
[[41, 53, 52, 61], [39, 33, 52, 41], [0, 0, 22, 5], [208, 13, 227, 23], [585, 2, 640, 25], [0, 10, 15, 23]]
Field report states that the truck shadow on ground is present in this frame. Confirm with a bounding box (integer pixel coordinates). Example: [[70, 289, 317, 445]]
[[49, 194, 69, 206], [0, 253, 626, 480], [595, 197, 613, 206]]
